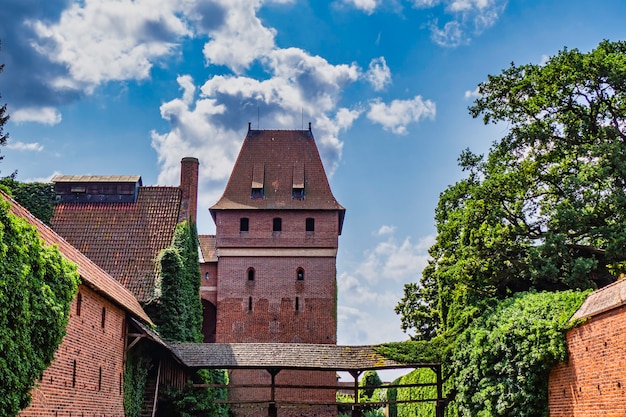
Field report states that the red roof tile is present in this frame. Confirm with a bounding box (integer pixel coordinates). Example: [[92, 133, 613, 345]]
[[51, 186, 182, 303], [198, 234, 217, 262], [1, 191, 152, 324], [210, 130, 345, 230]]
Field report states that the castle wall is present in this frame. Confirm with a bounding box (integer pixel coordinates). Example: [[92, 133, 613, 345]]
[[20, 285, 127, 417], [549, 304, 626, 416]]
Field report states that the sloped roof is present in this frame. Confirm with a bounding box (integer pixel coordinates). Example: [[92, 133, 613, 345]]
[[198, 234, 217, 262], [572, 278, 626, 320], [1, 191, 152, 324], [170, 343, 432, 371], [51, 186, 182, 303], [52, 175, 142, 184], [210, 130, 345, 230]]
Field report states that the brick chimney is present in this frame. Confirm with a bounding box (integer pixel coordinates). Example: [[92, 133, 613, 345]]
[[179, 157, 199, 223]]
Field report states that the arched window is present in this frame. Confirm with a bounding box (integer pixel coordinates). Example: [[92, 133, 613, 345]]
[[296, 267, 305, 281], [248, 297, 253, 311], [205, 272, 210, 281], [247, 267, 255, 281]]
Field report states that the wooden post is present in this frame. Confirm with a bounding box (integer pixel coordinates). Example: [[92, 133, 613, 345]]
[[267, 368, 280, 417], [350, 370, 362, 417]]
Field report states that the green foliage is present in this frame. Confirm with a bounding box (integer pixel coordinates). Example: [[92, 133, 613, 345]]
[[158, 369, 229, 417], [451, 291, 588, 417], [0, 179, 56, 225], [359, 370, 383, 402], [156, 221, 203, 343], [124, 346, 153, 417], [387, 368, 437, 417], [397, 40, 626, 339], [0, 200, 79, 416]]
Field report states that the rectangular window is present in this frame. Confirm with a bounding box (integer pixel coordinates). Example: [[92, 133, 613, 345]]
[[240, 217, 249, 232], [76, 292, 82, 316], [101, 307, 106, 329], [305, 217, 315, 232], [273, 218, 282, 232]]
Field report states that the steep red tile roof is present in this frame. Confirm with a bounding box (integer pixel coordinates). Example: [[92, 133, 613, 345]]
[[51, 186, 182, 303], [210, 130, 345, 231], [198, 234, 217, 262], [1, 191, 152, 324]]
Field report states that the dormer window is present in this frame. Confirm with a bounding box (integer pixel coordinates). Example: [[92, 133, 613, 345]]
[[292, 162, 305, 200], [251, 163, 265, 199]]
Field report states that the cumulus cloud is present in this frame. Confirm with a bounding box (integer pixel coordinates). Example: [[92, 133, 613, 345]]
[[27, 0, 190, 91], [365, 57, 392, 91], [7, 141, 44, 152], [367, 95, 436, 134], [11, 107, 62, 125], [337, 0, 380, 14], [337, 230, 435, 344]]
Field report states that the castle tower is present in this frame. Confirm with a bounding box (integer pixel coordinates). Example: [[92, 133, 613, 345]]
[[209, 128, 345, 416]]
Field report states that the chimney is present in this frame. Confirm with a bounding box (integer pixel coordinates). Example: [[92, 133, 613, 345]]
[[180, 157, 199, 223]]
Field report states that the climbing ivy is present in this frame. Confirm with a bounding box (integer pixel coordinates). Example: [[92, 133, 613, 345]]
[[123, 346, 153, 417], [0, 179, 56, 225], [0, 200, 79, 417], [385, 368, 437, 417]]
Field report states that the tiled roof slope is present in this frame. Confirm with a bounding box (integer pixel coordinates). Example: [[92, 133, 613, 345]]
[[198, 235, 217, 262], [210, 130, 345, 226], [51, 186, 182, 303], [1, 191, 152, 324], [170, 343, 430, 371], [572, 278, 626, 320]]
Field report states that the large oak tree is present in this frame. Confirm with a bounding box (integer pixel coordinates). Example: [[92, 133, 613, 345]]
[[397, 40, 626, 339]]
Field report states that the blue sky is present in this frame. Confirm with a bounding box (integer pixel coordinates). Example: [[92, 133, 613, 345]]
[[1, 0, 625, 350]]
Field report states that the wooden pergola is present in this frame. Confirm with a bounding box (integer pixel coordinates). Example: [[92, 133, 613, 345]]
[[170, 342, 446, 417]]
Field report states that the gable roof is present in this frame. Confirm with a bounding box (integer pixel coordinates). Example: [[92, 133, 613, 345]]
[[51, 186, 182, 303], [210, 129, 345, 231], [1, 191, 152, 324], [572, 278, 626, 320]]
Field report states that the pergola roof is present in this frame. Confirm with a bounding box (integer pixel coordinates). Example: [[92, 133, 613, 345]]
[[170, 343, 436, 372]]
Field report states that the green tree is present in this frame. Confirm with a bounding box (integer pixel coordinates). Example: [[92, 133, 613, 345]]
[[0, 179, 56, 225], [0, 41, 13, 177], [397, 40, 626, 338], [0, 200, 80, 416], [359, 370, 383, 403]]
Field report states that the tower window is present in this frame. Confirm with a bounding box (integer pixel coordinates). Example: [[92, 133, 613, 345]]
[[205, 272, 210, 280], [305, 217, 315, 232], [295, 297, 300, 311], [247, 268, 255, 281], [273, 218, 282, 232], [248, 297, 253, 311], [296, 268, 305, 281], [240, 217, 249, 232], [72, 360, 77, 388], [98, 367, 102, 391]]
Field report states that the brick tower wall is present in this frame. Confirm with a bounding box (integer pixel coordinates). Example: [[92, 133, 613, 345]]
[[215, 210, 339, 417], [548, 304, 626, 416], [20, 285, 127, 417]]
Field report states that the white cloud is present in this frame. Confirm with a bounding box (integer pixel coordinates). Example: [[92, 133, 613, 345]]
[[28, 0, 191, 91], [464, 86, 480, 99], [338, 0, 380, 14], [367, 95, 436, 134], [365, 57, 392, 91], [429, 20, 467, 47], [337, 230, 435, 344], [6, 141, 44, 152], [201, 0, 277, 73], [11, 107, 62, 126]]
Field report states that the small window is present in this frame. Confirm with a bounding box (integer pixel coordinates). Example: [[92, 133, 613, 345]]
[[101, 307, 106, 329], [296, 268, 305, 281], [247, 268, 255, 281], [292, 187, 305, 200], [76, 292, 82, 317], [251, 187, 264, 199], [205, 272, 210, 281], [98, 367, 102, 391], [273, 218, 282, 232], [295, 297, 300, 311], [305, 217, 315, 232], [248, 297, 253, 311], [240, 217, 249, 232], [72, 360, 77, 388]]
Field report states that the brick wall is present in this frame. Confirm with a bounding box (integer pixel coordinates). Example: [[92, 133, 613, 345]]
[[548, 304, 626, 416], [20, 284, 127, 417]]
